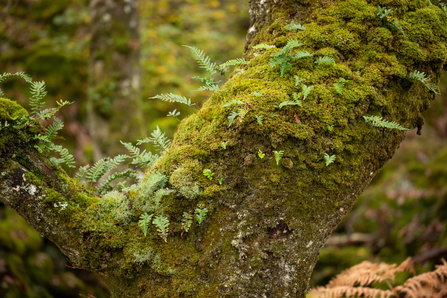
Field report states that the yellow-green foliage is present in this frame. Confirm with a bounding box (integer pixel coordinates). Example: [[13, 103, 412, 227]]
[[169, 161, 203, 200], [101, 191, 134, 225]]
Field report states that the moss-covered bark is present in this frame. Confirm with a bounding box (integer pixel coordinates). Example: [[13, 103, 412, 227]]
[[1, 0, 447, 297]]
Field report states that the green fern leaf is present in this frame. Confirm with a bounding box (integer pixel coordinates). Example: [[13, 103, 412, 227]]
[[408, 70, 440, 94], [273, 150, 284, 165], [285, 23, 307, 31], [253, 44, 276, 50], [255, 115, 263, 125], [324, 153, 336, 166], [333, 78, 350, 95], [183, 45, 218, 75], [139, 213, 154, 237], [152, 215, 170, 242], [150, 93, 195, 106], [29, 81, 47, 116], [294, 76, 305, 86], [294, 51, 314, 59], [279, 100, 302, 109], [301, 84, 314, 100], [228, 111, 239, 127], [0, 72, 32, 97], [315, 56, 336, 64], [97, 170, 139, 195], [220, 58, 248, 67], [363, 115, 409, 130]]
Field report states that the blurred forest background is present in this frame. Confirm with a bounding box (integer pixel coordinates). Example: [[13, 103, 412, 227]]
[[1, 0, 447, 297]]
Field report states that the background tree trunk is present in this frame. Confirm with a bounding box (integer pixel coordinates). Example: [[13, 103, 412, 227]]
[[1, 0, 446, 297], [88, 0, 145, 161]]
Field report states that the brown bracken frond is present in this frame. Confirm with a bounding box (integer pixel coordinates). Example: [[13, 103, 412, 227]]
[[308, 258, 447, 298]]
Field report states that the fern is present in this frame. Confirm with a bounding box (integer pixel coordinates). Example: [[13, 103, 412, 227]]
[[294, 76, 305, 86], [363, 115, 409, 130], [253, 44, 276, 50], [223, 99, 246, 107], [408, 70, 440, 94], [149, 126, 171, 154], [97, 170, 139, 195], [181, 212, 193, 235], [167, 109, 181, 122], [36, 100, 72, 121], [29, 81, 47, 117], [0, 71, 32, 97], [279, 100, 302, 109], [139, 213, 154, 237], [49, 145, 76, 168], [150, 93, 195, 106], [293, 51, 314, 59], [122, 141, 159, 169], [86, 154, 129, 183], [195, 207, 208, 224], [285, 23, 307, 31], [377, 6, 394, 19], [324, 153, 336, 166], [275, 40, 303, 56], [153, 215, 170, 242], [269, 39, 305, 76], [301, 84, 314, 100], [255, 115, 263, 125], [183, 45, 218, 75], [273, 150, 284, 165], [251, 91, 263, 97], [333, 78, 350, 94], [45, 117, 64, 141], [315, 56, 336, 64], [228, 111, 239, 127], [220, 58, 248, 67]]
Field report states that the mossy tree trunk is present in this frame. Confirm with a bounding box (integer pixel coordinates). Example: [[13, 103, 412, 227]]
[[1, 0, 447, 297], [88, 0, 145, 160]]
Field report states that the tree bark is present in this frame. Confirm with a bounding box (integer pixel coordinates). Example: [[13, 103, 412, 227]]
[[88, 0, 145, 160], [1, 0, 447, 297]]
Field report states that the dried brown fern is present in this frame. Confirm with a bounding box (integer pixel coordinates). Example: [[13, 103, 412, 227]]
[[309, 258, 447, 298]]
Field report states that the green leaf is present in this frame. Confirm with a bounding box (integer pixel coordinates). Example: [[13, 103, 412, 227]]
[[183, 45, 218, 75], [279, 100, 302, 109], [294, 76, 305, 86], [152, 215, 170, 242], [255, 115, 263, 125], [285, 23, 307, 31], [139, 213, 153, 237], [301, 84, 314, 100], [258, 150, 265, 159], [228, 111, 239, 127], [273, 150, 284, 165], [150, 93, 195, 106], [253, 43, 276, 50], [220, 58, 248, 67], [195, 207, 208, 224], [315, 56, 336, 64], [324, 153, 336, 166], [363, 115, 409, 130]]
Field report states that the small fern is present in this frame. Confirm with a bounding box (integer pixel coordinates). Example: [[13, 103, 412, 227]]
[[315, 56, 336, 64], [377, 6, 394, 19], [294, 76, 305, 86], [333, 78, 350, 95], [84, 154, 129, 184], [0, 71, 32, 97], [363, 115, 409, 130], [153, 215, 170, 242], [273, 150, 284, 165], [139, 213, 154, 237], [228, 111, 239, 127], [279, 100, 302, 109], [285, 23, 307, 31], [223, 99, 246, 107], [192, 76, 220, 92], [97, 170, 139, 195], [255, 115, 263, 125], [137, 127, 171, 154], [150, 93, 195, 106], [294, 51, 314, 59], [195, 207, 208, 224], [121, 141, 160, 169], [183, 45, 218, 76], [181, 212, 193, 235], [301, 84, 314, 100], [220, 58, 248, 67], [324, 153, 336, 166], [408, 70, 440, 94], [251, 91, 263, 97], [253, 44, 276, 50]]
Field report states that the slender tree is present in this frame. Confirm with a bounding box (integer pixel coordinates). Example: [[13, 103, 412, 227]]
[[1, 0, 446, 297], [88, 0, 145, 160]]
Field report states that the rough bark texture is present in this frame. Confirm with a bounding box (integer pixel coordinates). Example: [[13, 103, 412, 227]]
[[1, 0, 447, 297], [88, 0, 144, 160]]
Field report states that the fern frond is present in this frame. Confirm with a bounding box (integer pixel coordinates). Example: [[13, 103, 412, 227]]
[[294, 51, 314, 59], [315, 56, 336, 64], [377, 6, 394, 19], [35, 100, 72, 121], [273, 150, 284, 165], [324, 153, 336, 166], [86, 154, 129, 183], [333, 78, 350, 95], [150, 93, 195, 106], [408, 70, 440, 94], [279, 100, 302, 109], [120, 141, 160, 168], [49, 145, 76, 168], [192, 76, 220, 91], [228, 111, 239, 127], [149, 126, 171, 154], [29, 81, 47, 116], [255, 115, 263, 125], [285, 23, 307, 31], [294, 76, 305, 86], [183, 45, 218, 75], [45, 117, 64, 140], [253, 44, 276, 50], [301, 84, 314, 100], [220, 58, 248, 67], [275, 39, 303, 56], [363, 115, 409, 130], [139, 213, 154, 237], [152, 215, 170, 242], [223, 99, 246, 107], [97, 170, 139, 195], [0, 72, 32, 97], [76, 165, 90, 182]]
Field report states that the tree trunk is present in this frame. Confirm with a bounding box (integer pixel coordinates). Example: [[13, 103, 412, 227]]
[[1, 0, 446, 297], [88, 0, 145, 160]]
